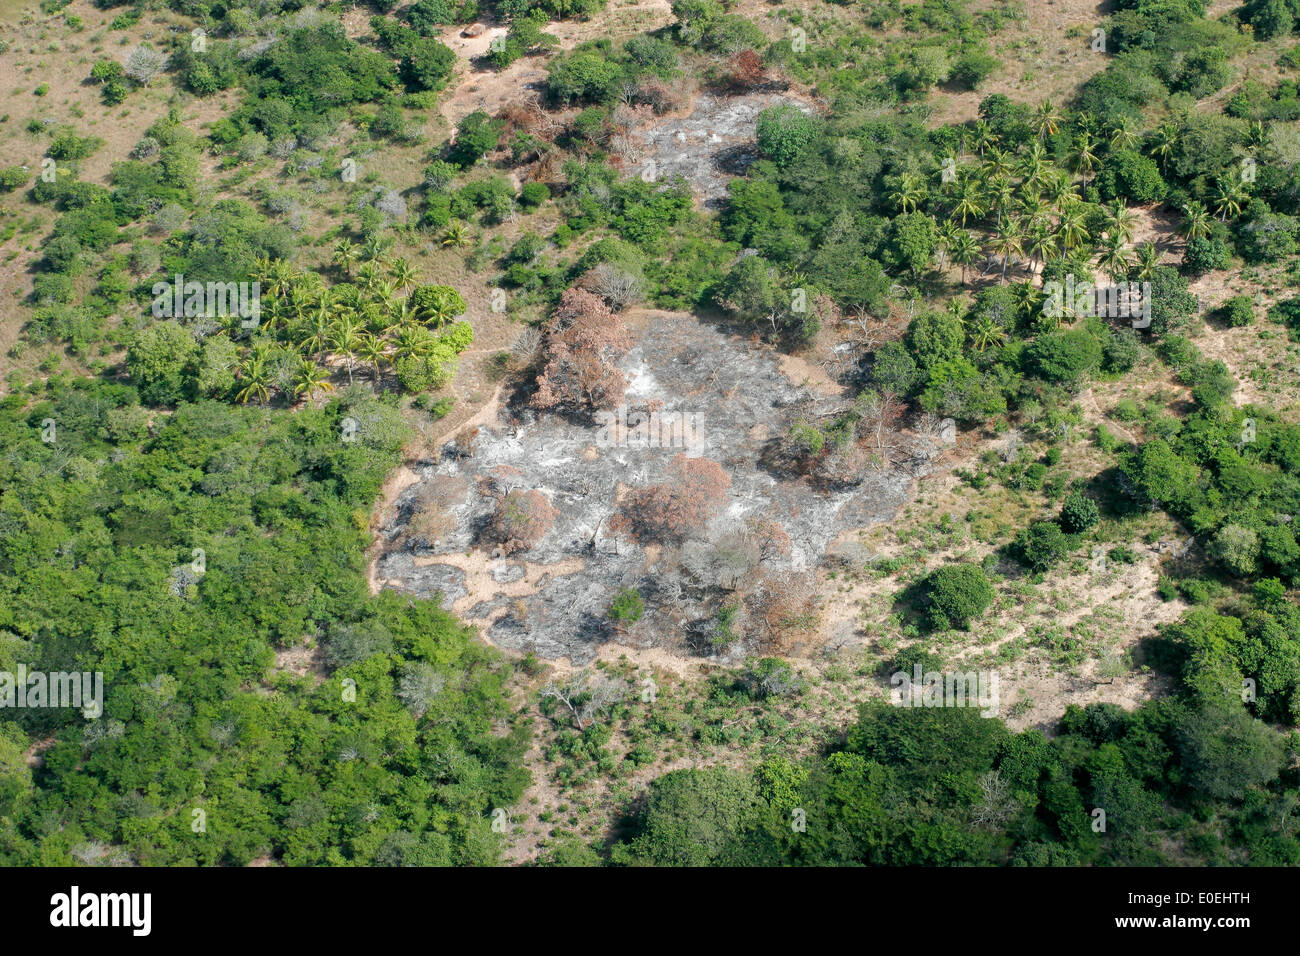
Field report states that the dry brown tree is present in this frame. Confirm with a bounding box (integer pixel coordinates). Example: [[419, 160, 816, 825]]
[[749, 517, 792, 563], [624, 454, 731, 543], [483, 488, 558, 555], [748, 571, 821, 653], [633, 77, 687, 114], [853, 390, 906, 470], [539, 670, 627, 729], [726, 49, 766, 91], [408, 507, 456, 549], [453, 426, 480, 459], [581, 262, 643, 313], [680, 524, 762, 592], [507, 327, 542, 372], [531, 288, 633, 416], [405, 475, 467, 549]]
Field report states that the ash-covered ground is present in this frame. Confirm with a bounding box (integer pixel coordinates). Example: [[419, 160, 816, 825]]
[[632, 93, 816, 207], [374, 313, 930, 664]]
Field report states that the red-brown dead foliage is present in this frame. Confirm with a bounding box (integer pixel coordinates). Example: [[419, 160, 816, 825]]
[[625, 454, 731, 543], [726, 49, 766, 91], [533, 151, 565, 185], [749, 571, 820, 653], [497, 103, 535, 136], [749, 517, 792, 562], [531, 289, 634, 415], [634, 77, 686, 115], [484, 489, 558, 555]]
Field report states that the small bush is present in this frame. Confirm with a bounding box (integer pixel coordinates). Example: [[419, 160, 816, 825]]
[[919, 563, 995, 631], [1182, 236, 1231, 275], [519, 181, 550, 209], [1218, 295, 1254, 327], [1060, 492, 1100, 534], [609, 588, 645, 624], [1016, 520, 1070, 572], [883, 644, 944, 679]]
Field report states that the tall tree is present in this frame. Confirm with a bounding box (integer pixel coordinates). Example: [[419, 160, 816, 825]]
[[989, 217, 1025, 284], [1181, 200, 1212, 241]]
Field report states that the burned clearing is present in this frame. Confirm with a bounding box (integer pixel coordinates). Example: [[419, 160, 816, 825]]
[[374, 311, 947, 664], [629, 92, 817, 207]]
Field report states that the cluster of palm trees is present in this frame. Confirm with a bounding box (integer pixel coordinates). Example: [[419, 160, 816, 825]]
[[231, 242, 463, 405], [888, 103, 1256, 289]]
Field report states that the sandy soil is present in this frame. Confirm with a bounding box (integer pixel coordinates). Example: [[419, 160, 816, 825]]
[[435, 1, 674, 128], [925, 0, 1111, 127]]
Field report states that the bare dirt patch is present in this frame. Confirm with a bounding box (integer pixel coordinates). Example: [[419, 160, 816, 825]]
[[926, 0, 1110, 127], [436, 1, 674, 129], [271, 641, 328, 684]]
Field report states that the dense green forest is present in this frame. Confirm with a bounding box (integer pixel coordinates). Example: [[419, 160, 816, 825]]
[[0, 381, 529, 864], [1, 0, 1299, 866]]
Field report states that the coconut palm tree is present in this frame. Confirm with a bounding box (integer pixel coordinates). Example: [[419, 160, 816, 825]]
[[1025, 221, 1057, 277], [1108, 117, 1140, 153], [247, 338, 279, 365], [967, 313, 1006, 352], [332, 238, 359, 277], [1034, 100, 1062, 141], [1212, 178, 1247, 222], [1015, 180, 1045, 213], [292, 359, 334, 403], [952, 177, 987, 227], [329, 315, 365, 386], [383, 297, 418, 336], [1097, 233, 1133, 283], [373, 281, 399, 313], [1106, 200, 1137, 244], [1148, 122, 1179, 174], [258, 296, 288, 336], [1010, 281, 1041, 315], [235, 356, 273, 406], [357, 333, 389, 388], [889, 172, 927, 214], [1134, 242, 1161, 280], [989, 217, 1025, 284], [1246, 120, 1269, 153], [949, 230, 981, 287], [297, 269, 327, 297], [297, 307, 335, 359], [1056, 204, 1089, 252], [1043, 171, 1076, 209], [1075, 111, 1101, 136], [1018, 142, 1051, 192], [1071, 131, 1099, 188], [985, 174, 1017, 215], [356, 262, 385, 294], [389, 256, 420, 291], [983, 147, 1013, 179], [265, 259, 297, 301], [393, 325, 434, 361], [934, 224, 956, 272], [250, 256, 274, 288], [361, 234, 393, 263], [286, 283, 314, 324], [441, 221, 472, 248], [1181, 200, 1212, 241]]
